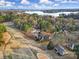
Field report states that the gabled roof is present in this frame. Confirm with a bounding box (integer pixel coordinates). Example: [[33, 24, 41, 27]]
[[41, 32, 51, 36]]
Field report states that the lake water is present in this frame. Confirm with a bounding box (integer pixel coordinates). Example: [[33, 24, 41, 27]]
[[25, 11, 78, 17]]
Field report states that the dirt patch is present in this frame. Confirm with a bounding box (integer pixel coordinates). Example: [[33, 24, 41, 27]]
[[0, 32, 11, 50], [37, 53, 49, 59], [2, 32, 11, 44]]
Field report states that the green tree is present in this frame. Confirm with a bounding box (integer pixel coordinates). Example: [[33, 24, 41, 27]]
[[38, 19, 52, 32], [74, 45, 79, 59], [0, 24, 6, 46], [0, 16, 5, 22], [0, 24, 6, 33], [0, 33, 3, 46], [22, 23, 32, 32]]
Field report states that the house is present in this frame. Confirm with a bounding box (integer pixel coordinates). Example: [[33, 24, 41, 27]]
[[34, 32, 48, 41], [31, 28, 51, 41], [32, 29, 40, 36], [54, 45, 68, 56], [33, 31, 51, 41]]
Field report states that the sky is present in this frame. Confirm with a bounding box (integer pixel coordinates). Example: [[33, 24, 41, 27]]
[[0, 0, 79, 10]]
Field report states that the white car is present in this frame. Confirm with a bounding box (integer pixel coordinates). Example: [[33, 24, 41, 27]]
[[54, 45, 68, 56]]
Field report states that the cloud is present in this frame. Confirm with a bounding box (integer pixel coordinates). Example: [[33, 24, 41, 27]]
[[55, 0, 61, 1], [32, 4, 39, 8], [0, 0, 79, 10], [0, 0, 15, 6], [6, 2, 15, 6], [21, 0, 30, 4], [53, 4, 59, 7], [28, 3, 59, 10], [39, 0, 53, 4], [0, 0, 6, 6], [61, 0, 79, 3]]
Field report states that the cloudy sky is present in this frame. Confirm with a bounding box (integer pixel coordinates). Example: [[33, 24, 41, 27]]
[[0, 0, 79, 10]]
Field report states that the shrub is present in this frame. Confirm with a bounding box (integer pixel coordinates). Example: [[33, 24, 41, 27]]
[[0, 24, 6, 33], [22, 23, 32, 32]]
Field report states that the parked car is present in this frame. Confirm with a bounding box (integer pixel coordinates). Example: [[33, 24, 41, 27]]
[[54, 45, 68, 56]]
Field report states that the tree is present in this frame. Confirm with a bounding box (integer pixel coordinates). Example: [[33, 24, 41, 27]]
[[4, 12, 16, 21], [47, 40, 54, 50], [67, 18, 76, 31], [38, 19, 53, 32], [0, 33, 3, 46], [22, 23, 32, 32], [47, 32, 66, 50], [74, 45, 79, 59], [0, 24, 6, 33], [0, 16, 5, 22], [0, 24, 6, 46]]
